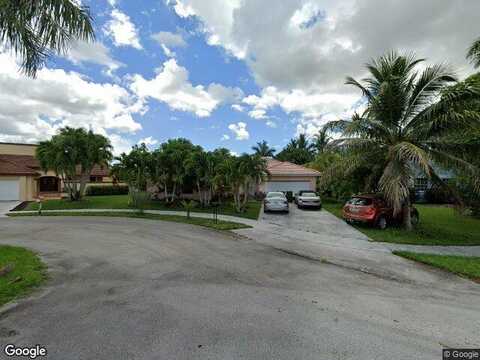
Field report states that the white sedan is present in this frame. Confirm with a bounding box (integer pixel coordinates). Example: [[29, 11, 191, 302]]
[[295, 191, 322, 209], [263, 192, 289, 213]]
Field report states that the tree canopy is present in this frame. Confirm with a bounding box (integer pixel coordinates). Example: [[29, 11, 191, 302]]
[[36, 127, 112, 200]]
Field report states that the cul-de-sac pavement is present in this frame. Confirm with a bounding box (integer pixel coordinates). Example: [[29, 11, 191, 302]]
[[1, 208, 478, 360]]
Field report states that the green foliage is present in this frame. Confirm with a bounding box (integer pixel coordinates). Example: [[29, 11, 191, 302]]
[[22, 195, 262, 220], [276, 134, 315, 165], [322, 52, 480, 229], [252, 140, 276, 157], [181, 200, 196, 218], [36, 127, 112, 201], [129, 191, 151, 213], [86, 185, 129, 196], [0, 0, 95, 77], [0, 245, 47, 306], [111, 144, 152, 192]]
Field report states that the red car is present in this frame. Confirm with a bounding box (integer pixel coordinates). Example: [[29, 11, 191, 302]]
[[342, 194, 419, 229]]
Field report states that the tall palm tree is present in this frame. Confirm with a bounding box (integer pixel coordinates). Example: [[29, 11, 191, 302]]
[[252, 140, 276, 157], [324, 52, 480, 230], [313, 127, 331, 154], [0, 0, 95, 77], [467, 37, 480, 69]]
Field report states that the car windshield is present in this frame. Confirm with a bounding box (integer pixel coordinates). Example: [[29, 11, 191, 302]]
[[347, 197, 373, 206], [300, 192, 316, 197], [267, 192, 285, 198]]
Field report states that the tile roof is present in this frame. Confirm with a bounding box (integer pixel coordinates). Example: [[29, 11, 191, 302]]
[[0, 154, 110, 177], [266, 158, 321, 177], [0, 155, 39, 175]]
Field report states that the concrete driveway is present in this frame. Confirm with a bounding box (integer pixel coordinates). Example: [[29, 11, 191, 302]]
[[0, 216, 479, 359], [0, 201, 19, 217]]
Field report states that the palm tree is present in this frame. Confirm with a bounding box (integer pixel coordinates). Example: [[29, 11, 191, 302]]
[[37, 127, 112, 200], [0, 0, 95, 77], [323, 52, 480, 230], [252, 140, 275, 157], [276, 134, 315, 164], [313, 127, 331, 154], [467, 37, 480, 68]]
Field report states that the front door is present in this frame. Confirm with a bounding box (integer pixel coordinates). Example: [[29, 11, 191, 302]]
[[39, 177, 59, 192]]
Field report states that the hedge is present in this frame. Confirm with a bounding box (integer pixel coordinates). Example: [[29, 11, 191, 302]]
[[86, 185, 129, 196]]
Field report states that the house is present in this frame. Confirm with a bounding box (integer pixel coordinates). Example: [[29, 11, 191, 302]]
[[255, 158, 321, 194], [0, 142, 112, 201]]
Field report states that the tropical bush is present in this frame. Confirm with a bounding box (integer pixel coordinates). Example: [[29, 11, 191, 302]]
[[86, 185, 129, 196], [129, 191, 151, 213]]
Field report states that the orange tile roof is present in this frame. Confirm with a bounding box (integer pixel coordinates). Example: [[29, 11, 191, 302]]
[[266, 158, 320, 177], [0, 155, 39, 175], [0, 154, 110, 177]]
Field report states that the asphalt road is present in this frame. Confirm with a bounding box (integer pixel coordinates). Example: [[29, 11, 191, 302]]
[[0, 216, 479, 360]]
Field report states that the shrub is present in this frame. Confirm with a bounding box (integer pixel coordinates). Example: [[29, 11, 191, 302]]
[[129, 191, 151, 213], [425, 185, 454, 204], [86, 185, 129, 196], [181, 200, 197, 218]]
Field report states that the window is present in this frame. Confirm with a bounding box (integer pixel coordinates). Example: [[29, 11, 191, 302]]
[[415, 178, 428, 191], [90, 176, 103, 183]]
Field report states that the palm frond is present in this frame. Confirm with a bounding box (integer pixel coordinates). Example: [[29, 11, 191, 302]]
[[0, 0, 95, 76], [402, 64, 457, 125], [467, 37, 480, 68]]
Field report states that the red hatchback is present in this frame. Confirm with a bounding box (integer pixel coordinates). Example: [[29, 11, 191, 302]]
[[342, 194, 419, 229]]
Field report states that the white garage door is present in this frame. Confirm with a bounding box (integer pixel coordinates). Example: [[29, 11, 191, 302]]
[[0, 179, 20, 201], [265, 181, 312, 193]]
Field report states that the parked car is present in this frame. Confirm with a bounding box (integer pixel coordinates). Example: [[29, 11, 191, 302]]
[[342, 194, 419, 229], [295, 191, 322, 209], [264, 192, 289, 213]]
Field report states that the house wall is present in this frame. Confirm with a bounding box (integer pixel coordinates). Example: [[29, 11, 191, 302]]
[[0, 143, 36, 156]]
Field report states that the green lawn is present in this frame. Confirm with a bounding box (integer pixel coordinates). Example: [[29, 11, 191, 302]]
[[394, 251, 480, 281], [9, 212, 251, 231], [0, 245, 47, 306], [323, 201, 480, 246], [22, 195, 261, 220]]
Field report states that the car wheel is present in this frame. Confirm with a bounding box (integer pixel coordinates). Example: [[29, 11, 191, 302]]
[[377, 216, 387, 230]]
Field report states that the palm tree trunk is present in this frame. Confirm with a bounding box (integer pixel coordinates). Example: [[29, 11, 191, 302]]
[[402, 197, 412, 231]]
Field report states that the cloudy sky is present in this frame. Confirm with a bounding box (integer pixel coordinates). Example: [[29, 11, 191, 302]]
[[0, 0, 479, 155]]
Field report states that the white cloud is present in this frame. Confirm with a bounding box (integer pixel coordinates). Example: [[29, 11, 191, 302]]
[[66, 40, 123, 74], [151, 31, 187, 48], [104, 9, 142, 49], [130, 59, 243, 117], [221, 134, 230, 141], [0, 51, 143, 150], [168, 0, 480, 137], [109, 134, 134, 156], [138, 136, 159, 146], [231, 104, 244, 112], [152, 31, 187, 58], [266, 120, 277, 128], [228, 122, 249, 140]]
